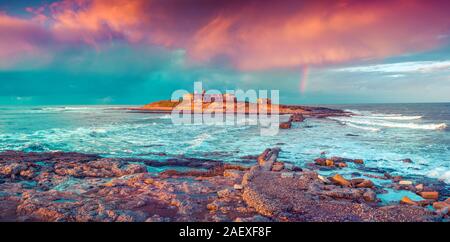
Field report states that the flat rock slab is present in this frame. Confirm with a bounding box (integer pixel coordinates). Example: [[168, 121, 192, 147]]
[[242, 168, 434, 222]]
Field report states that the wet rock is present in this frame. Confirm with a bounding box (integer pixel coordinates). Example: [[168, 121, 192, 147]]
[[289, 114, 305, 122], [433, 202, 450, 210], [400, 196, 418, 206], [330, 174, 351, 187], [291, 166, 303, 172], [352, 179, 375, 189], [257, 148, 280, 171], [314, 157, 356, 168], [436, 207, 449, 217], [314, 158, 327, 166], [325, 160, 334, 167], [415, 184, 424, 191], [279, 121, 292, 129], [317, 175, 331, 184], [402, 159, 413, 163], [363, 190, 376, 202], [399, 180, 413, 185], [419, 191, 439, 200], [346, 134, 359, 137], [384, 173, 393, 179], [392, 176, 403, 182]]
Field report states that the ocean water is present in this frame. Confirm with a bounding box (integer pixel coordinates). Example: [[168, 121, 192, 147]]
[[0, 103, 449, 185]]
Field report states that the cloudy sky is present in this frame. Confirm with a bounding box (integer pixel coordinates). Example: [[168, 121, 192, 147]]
[[0, 0, 450, 105]]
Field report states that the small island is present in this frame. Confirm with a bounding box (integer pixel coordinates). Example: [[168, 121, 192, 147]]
[[128, 93, 350, 117]]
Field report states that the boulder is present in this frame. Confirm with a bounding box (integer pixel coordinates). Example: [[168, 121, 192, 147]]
[[350, 178, 365, 187], [257, 148, 280, 171], [392, 176, 403, 182], [402, 158, 413, 163], [355, 179, 375, 189], [415, 184, 424, 191], [436, 207, 449, 216], [433, 202, 450, 210], [291, 166, 303, 172], [419, 191, 439, 200], [314, 158, 327, 166], [400, 196, 418, 206], [289, 113, 305, 122], [325, 160, 334, 167], [317, 175, 331, 184], [363, 190, 377, 202], [330, 174, 351, 187], [399, 180, 413, 185], [279, 121, 292, 129]]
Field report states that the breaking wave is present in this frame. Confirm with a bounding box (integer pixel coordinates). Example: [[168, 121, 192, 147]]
[[330, 116, 447, 130], [345, 122, 381, 132], [360, 115, 423, 120]]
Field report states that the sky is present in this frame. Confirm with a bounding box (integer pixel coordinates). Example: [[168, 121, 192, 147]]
[[0, 0, 450, 105]]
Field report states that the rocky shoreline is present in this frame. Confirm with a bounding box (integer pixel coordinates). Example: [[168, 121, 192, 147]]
[[1, 148, 449, 222]]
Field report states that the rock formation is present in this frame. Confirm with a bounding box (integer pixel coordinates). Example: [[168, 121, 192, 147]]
[[0, 150, 447, 222]]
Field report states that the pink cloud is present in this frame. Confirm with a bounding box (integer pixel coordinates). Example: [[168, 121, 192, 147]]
[[1, 0, 450, 70], [185, 0, 450, 70], [0, 13, 52, 69]]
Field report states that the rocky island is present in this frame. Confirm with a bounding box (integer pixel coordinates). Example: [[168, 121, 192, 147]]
[[126, 93, 351, 118]]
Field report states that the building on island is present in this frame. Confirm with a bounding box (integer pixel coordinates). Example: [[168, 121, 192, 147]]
[[257, 98, 272, 105], [182, 92, 237, 103]]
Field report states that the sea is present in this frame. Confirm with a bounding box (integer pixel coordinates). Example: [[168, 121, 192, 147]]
[[0, 103, 449, 199]]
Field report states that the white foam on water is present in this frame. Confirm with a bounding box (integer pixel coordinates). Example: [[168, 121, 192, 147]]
[[345, 122, 381, 132], [186, 132, 211, 149], [428, 168, 450, 183], [360, 115, 423, 120], [330, 116, 447, 130], [159, 114, 172, 119]]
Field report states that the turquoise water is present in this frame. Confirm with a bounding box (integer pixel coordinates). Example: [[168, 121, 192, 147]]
[[0, 103, 449, 185]]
